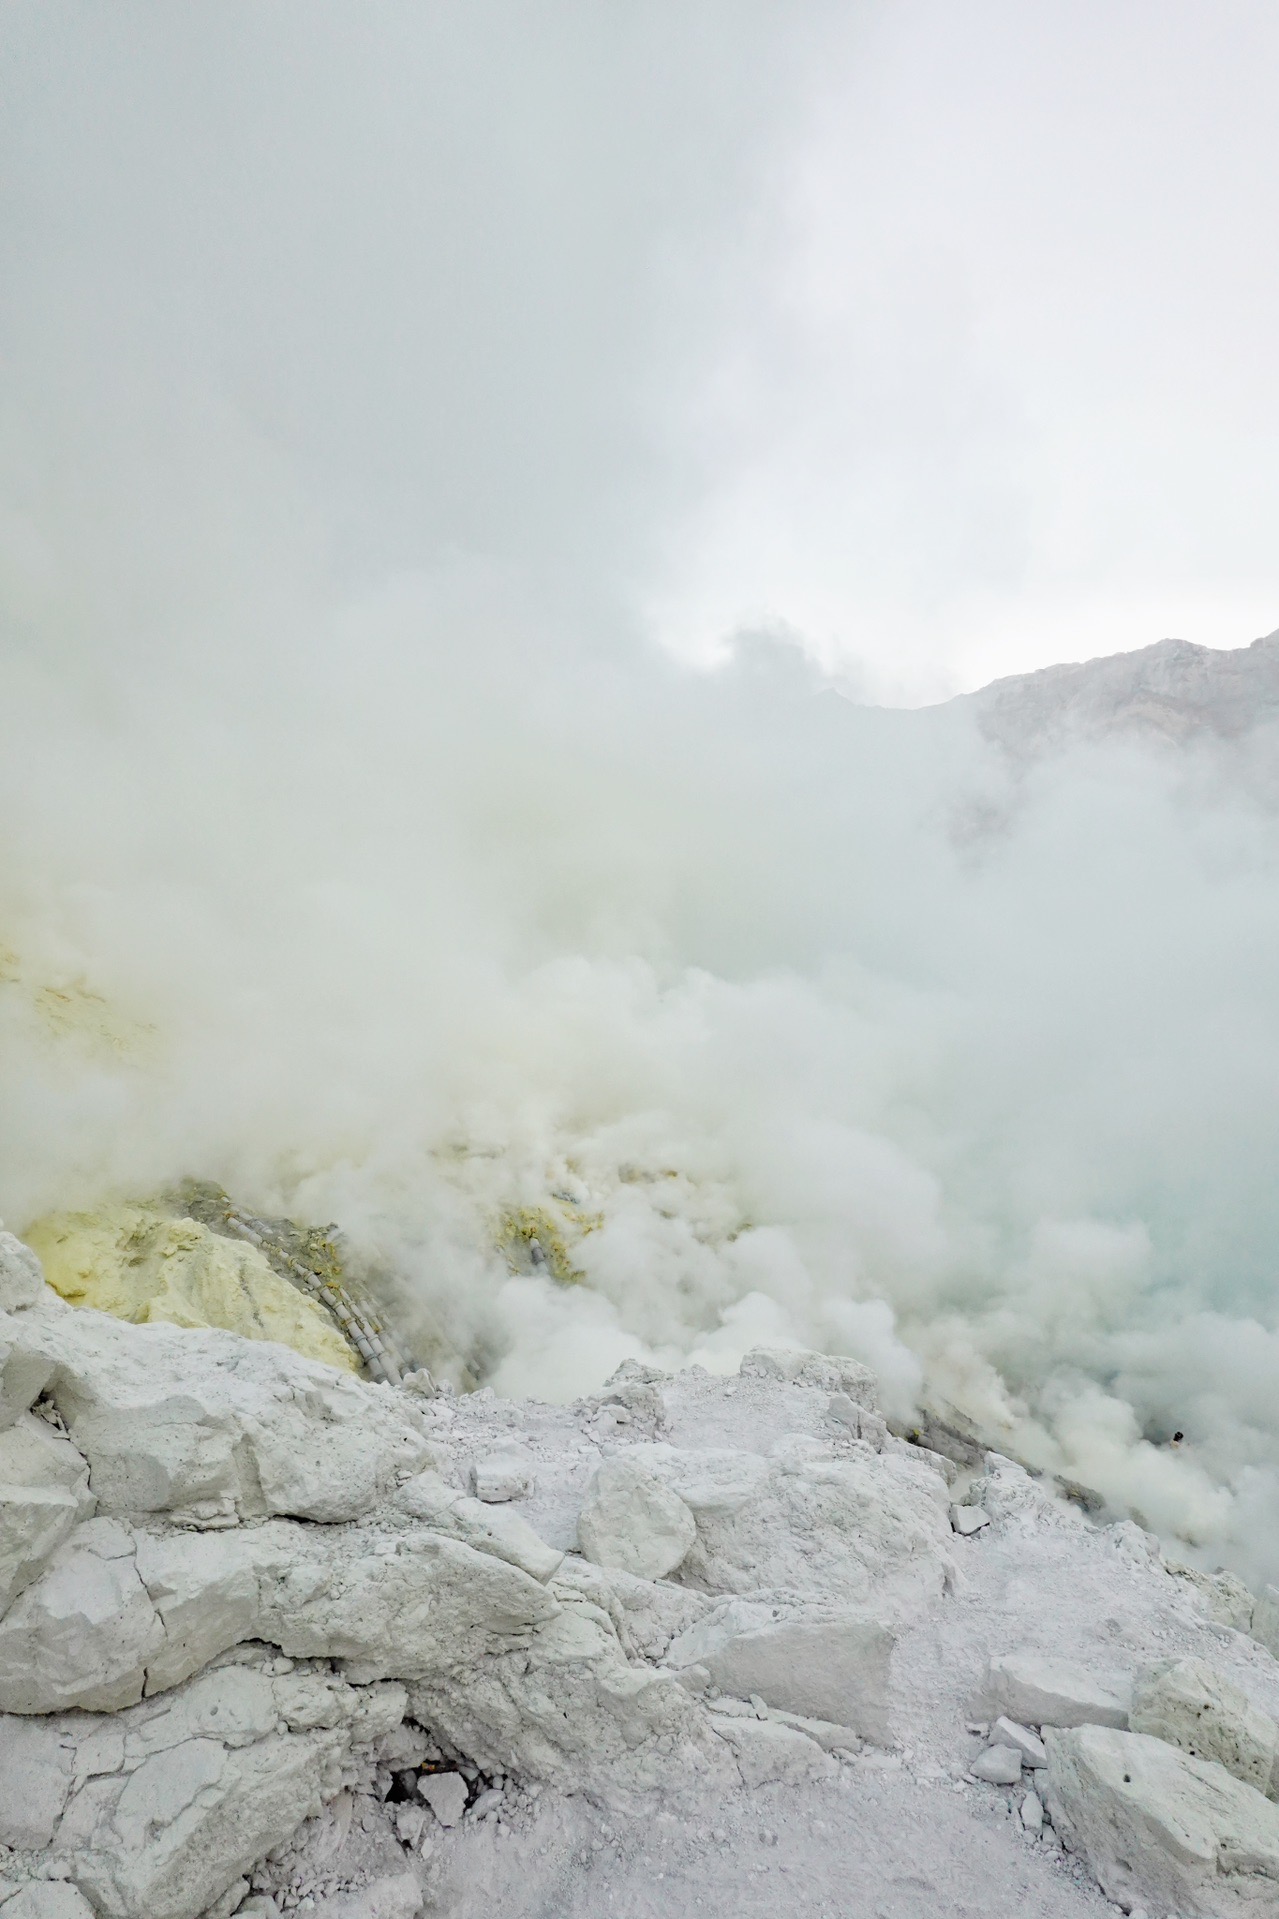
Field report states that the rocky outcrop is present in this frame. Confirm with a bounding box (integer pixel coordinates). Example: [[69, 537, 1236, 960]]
[[1045, 1723, 1279, 1918]]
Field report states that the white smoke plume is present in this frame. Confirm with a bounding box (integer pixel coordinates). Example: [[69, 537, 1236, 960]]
[[3, 5, 1279, 1587]]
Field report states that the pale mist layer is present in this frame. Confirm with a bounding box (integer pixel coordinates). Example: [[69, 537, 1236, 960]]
[[2, 569, 1278, 1588]]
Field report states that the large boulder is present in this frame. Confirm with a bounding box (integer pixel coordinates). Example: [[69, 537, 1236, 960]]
[[667, 1598, 896, 1743], [0, 1519, 163, 1713], [1130, 1657, 1278, 1799], [1, 1297, 431, 1523], [1046, 1723, 1279, 1918], [985, 1651, 1130, 1729], [577, 1457, 697, 1581]]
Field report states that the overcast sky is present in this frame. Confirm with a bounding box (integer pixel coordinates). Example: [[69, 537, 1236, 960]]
[[3, 0, 1277, 700]]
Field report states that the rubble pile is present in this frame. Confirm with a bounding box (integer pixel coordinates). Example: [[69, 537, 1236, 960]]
[[1, 1231, 1278, 1919]]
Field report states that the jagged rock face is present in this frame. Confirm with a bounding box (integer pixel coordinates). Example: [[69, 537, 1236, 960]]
[[961, 630, 1279, 753]]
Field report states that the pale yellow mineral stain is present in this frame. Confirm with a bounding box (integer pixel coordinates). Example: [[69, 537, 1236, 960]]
[[25, 1203, 358, 1372]]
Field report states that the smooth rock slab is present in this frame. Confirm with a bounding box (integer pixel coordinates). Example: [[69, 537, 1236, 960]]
[[972, 1744, 1024, 1784], [0, 1482, 80, 1613], [1046, 1723, 1279, 1918], [0, 1523, 162, 1712], [986, 1651, 1129, 1729], [667, 1601, 896, 1744]]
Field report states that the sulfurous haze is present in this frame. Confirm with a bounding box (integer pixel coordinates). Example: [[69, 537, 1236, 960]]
[[3, 4, 1279, 1587]]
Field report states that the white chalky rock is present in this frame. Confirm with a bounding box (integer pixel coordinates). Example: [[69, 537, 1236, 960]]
[[0, 1482, 80, 1612], [315, 1874, 424, 1917], [670, 1447, 954, 1622], [134, 1527, 274, 1694], [1165, 1557, 1257, 1633], [418, 1770, 468, 1827], [471, 1450, 534, 1502], [739, 1347, 879, 1408], [0, 1519, 163, 1712], [951, 1505, 991, 1536], [0, 1716, 74, 1847], [1, 1298, 432, 1522], [991, 1715, 1048, 1767], [578, 1457, 697, 1580], [711, 1714, 836, 1787], [986, 1651, 1130, 1729], [972, 1743, 1024, 1784], [50, 1663, 405, 1919], [667, 1599, 896, 1744], [1129, 1657, 1279, 1798], [0, 1231, 46, 1313], [394, 1472, 564, 1581], [0, 1409, 94, 1509], [1253, 1585, 1279, 1662], [1020, 1788, 1044, 1834], [0, 1888, 99, 1919], [1046, 1724, 1279, 1919]]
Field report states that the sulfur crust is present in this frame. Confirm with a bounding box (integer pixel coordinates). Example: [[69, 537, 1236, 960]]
[[24, 1202, 359, 1373]]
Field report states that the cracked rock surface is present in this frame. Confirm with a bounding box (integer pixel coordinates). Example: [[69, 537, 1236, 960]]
[[2, 1232, 1279, 1919]]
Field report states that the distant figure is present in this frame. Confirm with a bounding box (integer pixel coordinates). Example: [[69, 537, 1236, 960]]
[[1171, 1430, 1185, 1448]]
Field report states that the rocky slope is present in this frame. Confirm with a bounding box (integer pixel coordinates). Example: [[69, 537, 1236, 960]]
[[2, 1233, 1279, 1919], [956, 629, 1279, 754]]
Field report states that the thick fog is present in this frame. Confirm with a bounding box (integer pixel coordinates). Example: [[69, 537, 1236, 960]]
[[3, 4, 1279, 1585]]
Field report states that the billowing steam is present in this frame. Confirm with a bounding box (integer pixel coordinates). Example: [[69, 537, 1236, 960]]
[[3, 7, 1279, 1589]]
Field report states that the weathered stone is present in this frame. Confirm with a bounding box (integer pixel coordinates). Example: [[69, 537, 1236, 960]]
[[1130, 1657, 1278, 1797], [0, 1233, 47, 1314], [1046, 1723, 1279, 1919], [471, 1451, 534, 1502], [0, 1715, 74, 1847], [711, 1713, 835, 1787], [418, 1770, 467, 1826], [0, 1522, 163, 1712], [972, 1743, 1023, 1784], [0, 1887, 99, 1919], [577, 1458, 696, 1581], [990, 1715, 1048, 1767], [1165, 1557, 1256, 1633], [667, 1600, 896, 1744], [986, 1651, 1129, 1729], [1252, 1585, 1279, 1663], [0, 1482, 80, 1612], [951, 1504, 991, 1536], [394, 1473, 563, 1581], [739, 1347, 879, 1408], [10, 1299, 431, 1522]]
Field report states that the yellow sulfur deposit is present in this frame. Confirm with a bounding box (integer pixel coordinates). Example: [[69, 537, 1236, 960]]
[[25, 1203, 359, 1372]]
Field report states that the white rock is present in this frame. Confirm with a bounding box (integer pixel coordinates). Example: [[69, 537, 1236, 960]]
[[56, 1663, 401, 1919], [577, 1458, 696, 1581], [0, 1231, 47, 1313], [0, 1410, 94, 1512], [710, 1714, 835, 1787], [990, 1715, 1048, 1767], [394, 1801, 429, 1848], [951, 1505, 991, 1536], [971, 1743, 1024, 1784], [986, 1652, 1130, 1729], [1253, 1584, 1279, 1662], [739, 1347, 879, 1408], [134, 1527, 273, 1695], [418, 1771, 468, 1826], [8, 1300, 432, 1522], [667, 1600, 896, 1744], [0, 1888, 99, 1919], [0, 1320, 57, 1431], [657, 1447, 954, 1624], [1164, 1557, 1256, 1633], [0, 1716, 74, 1846], [0, 1482, 81, 1612], [471, 1451, 534, 1502], [1046, 1724, 1279, 1919], [0, 1521, 163, 1711], [395, 1473, 563, 1581], [1020, 1787, 1044, 1833], [311, 1874, 423, 1918], [1129, 1657, 1278, 1797]]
